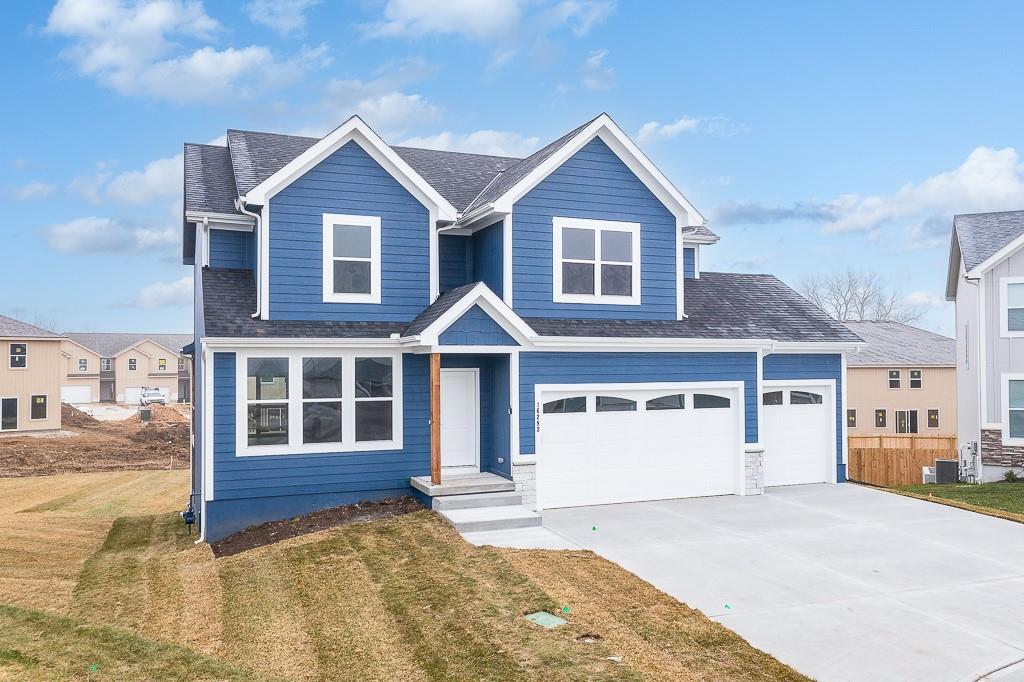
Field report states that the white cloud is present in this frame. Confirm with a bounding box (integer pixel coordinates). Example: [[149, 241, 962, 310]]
[[245, 0, 319, 36], [711, 147, 1024, 251], [581, 48, 614, 91], [105, 153, 182, 203], [45, 0, 327, 103], [41, 216, 176, 254], [636, 116, 747, 144], [129, 275, 194, 308], [362, 0, 521, 40], [8, 181, 55, 200], [905, 290, 948, 310], [69, 162, 114, 203], [10, 159, 30, 170], [399, 130, 541, 157], [541, 0, 615, 36]]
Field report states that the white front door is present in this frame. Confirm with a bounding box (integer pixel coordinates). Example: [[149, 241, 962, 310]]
[[441, 368, 479, 470], [761, 383, 835, 487]]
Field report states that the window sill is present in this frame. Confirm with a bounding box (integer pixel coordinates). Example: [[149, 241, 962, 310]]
[[322, 293, 381, 304], [553, 293, 641, 306], [237, 439, 402, 457]]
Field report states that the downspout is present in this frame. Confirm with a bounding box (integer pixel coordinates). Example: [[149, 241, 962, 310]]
[[235, 198, 262, 319]]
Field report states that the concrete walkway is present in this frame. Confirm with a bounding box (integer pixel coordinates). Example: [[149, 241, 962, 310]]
[[542, 483, 1024, 682]]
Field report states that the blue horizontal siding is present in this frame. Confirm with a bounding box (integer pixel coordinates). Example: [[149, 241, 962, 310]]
[[763, 353, 845, 482], [268, 141, 430, 321], [439, 234, 472, 292], [209, 352, 429, 507], [439, 305, 518, 346], [472, 221, 503, 297], [209, 229, 253, 269], [683, 247, 695, 279], [511, 137, 678, 320], [519, 352, 758, 454]]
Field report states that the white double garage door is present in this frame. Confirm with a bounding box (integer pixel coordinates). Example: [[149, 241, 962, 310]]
[[535, 381, 836, 509]]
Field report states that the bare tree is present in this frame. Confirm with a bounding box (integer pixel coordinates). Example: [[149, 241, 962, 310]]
[[798, 269, 924, 324]]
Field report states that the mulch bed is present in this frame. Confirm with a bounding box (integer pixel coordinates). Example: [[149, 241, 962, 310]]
[[210, 497, 425, 557]]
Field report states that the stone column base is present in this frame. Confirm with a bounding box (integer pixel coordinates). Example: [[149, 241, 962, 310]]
[[744, 446, 765, 495], [512, 461, 537, 509]]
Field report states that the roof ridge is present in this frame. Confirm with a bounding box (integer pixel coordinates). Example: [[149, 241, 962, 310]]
[[227, 128, 319, 141], [843, 319, 953, 340], [955, 208, 1024, 219], [185, 142, 228, 150], [391, 145, 521, 162]]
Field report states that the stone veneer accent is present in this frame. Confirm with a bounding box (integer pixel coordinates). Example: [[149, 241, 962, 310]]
[[981, 428, 1024, 468], [744, 446, 764, 496], [512, 461, 537, 509]]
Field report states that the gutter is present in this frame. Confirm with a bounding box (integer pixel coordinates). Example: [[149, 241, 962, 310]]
[[235, 198, 263, 319]]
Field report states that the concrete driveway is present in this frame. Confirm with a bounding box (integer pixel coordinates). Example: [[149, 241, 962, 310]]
[[542, 483, 1024, 681]]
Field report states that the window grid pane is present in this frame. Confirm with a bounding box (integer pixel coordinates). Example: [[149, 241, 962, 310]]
[[332, 224, 372, 259], [562, 227, 595, 260], [600, 230, 632, 262]]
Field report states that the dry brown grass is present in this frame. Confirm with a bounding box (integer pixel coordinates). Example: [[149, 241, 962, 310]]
[[0, 472, 807, 681]]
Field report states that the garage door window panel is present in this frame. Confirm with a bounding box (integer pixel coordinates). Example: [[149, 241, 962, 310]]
[[646, 394, 685, 410], [694, 394, 730, 409], [790, 390, 823, 405], [762, 391, 783, 406], [596, 396, 637, 412], [543, 397, 586, 414]]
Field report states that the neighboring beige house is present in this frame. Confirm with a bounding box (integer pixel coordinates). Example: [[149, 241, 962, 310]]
[[60, 333, 193, 405], [0, 314, 63, 433], [844, 321, 956, 437]]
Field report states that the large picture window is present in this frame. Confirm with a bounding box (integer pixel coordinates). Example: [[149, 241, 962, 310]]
[[322, 213, 381, 304], [237, 350, 402, 455], [553, 217, 641, 305]]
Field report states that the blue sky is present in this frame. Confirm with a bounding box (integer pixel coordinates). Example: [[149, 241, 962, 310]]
[[3, 0, 1023, 335]]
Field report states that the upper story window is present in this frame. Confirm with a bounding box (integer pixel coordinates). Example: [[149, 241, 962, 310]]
[[128, 358, 137, 371], [888, 369, 901, 389], [158, 359, 167, 371], [78, 359, 88, 372], [177, 358, 185, 372], [909, 369, 922, 389], [1002, 278, 1024, 337], [552, 217, 641, 305], [101, 358, 112, 372], [9, 343, 26, 369], [322, 213, 381, 304]]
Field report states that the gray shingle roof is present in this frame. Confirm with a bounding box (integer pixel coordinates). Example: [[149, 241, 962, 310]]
[[842, 321, 955, 366], [392, 147, 520, 211], [226, 129, 317, 196], [0, 315, 61, 338], [524, 272, 862, 342], [462, 117, 597, 216], [682, 224, 719, 242], [403, 282, 480, 336], [955, 210, 1024, 271], [184, 144, 239, 215], [65, 333, 194, 357], [202, 269, 406, 338]]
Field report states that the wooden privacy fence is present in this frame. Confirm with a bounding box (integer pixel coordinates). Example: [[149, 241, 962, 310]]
[[847, 435, 958, 486]]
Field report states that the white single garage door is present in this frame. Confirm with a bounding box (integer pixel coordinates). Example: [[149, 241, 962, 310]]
[[761, 383, 835, 487], [536, 384, 743, 509], [123, 387, 143, 405], [61, 386, 92, 404]]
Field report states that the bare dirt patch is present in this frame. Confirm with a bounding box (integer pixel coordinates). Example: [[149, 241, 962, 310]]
[[0, 404, 189, 478], [211, 497, 423, 557]]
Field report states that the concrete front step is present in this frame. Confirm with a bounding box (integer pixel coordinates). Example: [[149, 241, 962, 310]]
[[438, 505, 542, 533], [410, 472, 516, 497], [432, 490, 524, 511]]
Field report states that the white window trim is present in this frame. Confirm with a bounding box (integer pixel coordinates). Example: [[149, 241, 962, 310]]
[[1000, 276, 1024, 338], [322, 213, 382, 304], [0, 396, 16, 431], [78, 359, 88, 372], [887, 368, 901, 390], [909, 368, 923, 390], [235, 348, 403, 457], [895, 409, 919, 434], [158, 359, 167, 371], [128, 359, 137, 371], [29, 394, 47, 421], [847, 408, 857, 428], [552, 216, 641, 305], [1002, 373, 1024, 446], [9, 343, 26, 370], [101, 358, 112, 372]]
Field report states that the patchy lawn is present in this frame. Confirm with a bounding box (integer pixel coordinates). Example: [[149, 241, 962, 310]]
[[0, 471, 807, 681], [894, 482, 1024, 522]]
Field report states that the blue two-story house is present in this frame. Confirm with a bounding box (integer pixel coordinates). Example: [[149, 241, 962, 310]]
[[182, 114, 861, 541]]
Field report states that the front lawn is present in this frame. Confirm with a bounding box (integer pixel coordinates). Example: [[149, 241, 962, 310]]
[[894, 482, 1024, 522], [0, 470, 806, 681]]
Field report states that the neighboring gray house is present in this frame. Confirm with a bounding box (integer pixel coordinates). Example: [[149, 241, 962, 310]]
[[946, 210, 1024, 481]]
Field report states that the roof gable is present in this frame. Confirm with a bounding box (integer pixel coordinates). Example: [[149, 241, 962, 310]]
[[843, 321, 954, 366], [0, 314, 61, 339], [239, 116, 457, 221], [439, 305, 520, 346], [404, 282, 534, 346]]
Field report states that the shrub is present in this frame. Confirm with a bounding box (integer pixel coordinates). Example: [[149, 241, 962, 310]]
[[1004, 469, 1021, 483]]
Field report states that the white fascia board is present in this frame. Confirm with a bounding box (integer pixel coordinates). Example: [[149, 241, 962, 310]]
[[184, 211, 255, 230], [530, 336, 771, 352], [680, 232, 719, 245], [412, 282, 536, 346], [965, 230, 1024, 279], [241, 116, 457, 222], [465, 114, 705, 230], [768, 342, 864, 353], [454, 210, 509, 233], [202, 337, 402, 350]]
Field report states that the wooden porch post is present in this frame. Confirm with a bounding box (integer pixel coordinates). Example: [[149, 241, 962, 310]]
[[430, 352, 441, 485]]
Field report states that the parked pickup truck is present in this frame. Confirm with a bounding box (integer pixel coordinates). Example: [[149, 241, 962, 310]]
[[139, 388, 168, 406]]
